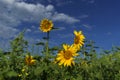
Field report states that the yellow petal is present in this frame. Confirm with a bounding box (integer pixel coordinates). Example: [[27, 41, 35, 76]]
[[74, 30, 78, 35], [59, 58, 65, 65], [66, 60, 71, 66], [64, 60, 69, 66], [78, 31, 82, 34], [63, 44, 69, 50], [56, 57, 62, 61]]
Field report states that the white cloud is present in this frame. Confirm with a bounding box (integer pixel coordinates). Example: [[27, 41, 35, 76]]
[[0, 38, 11, 51], [2, 0, 15, 4], [46, 5, 55, 11], [0, 24, 18, 39], [26, 28, 31, 32], [81, 0, 95, 4], [0, 0, 79, 50], [47, 0, 73, 6], [55, 0, 73, 6], [52, 13, 79, 24], [57, 33, 74, 38], [83, 24, 92, 30], [79, 15, 89, 19]]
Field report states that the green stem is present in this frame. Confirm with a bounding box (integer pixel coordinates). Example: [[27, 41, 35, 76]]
[[46, 32, 49, 58], [47, 31, 49, 43], [84, 52, 86, 59]]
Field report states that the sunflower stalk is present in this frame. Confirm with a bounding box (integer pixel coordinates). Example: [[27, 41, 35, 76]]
[[45, 31, 50, 58]]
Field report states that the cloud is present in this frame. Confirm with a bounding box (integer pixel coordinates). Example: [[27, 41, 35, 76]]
[[47, 0, 95, 6], [26, 28, 31, 32], [52, 13, 79, 24], [0, 38, 11, 51], [0, 24, 18, 39], [47, 0, 73, 6], [57, 33, 74, 38], [0, 0, 79, 39], [79, 15, 89, 19], [82, 24, 92, 30], [52, 0, 73, 6], [81, 0, 95, 4]]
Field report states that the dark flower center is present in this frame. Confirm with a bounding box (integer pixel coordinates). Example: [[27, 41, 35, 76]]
[[64, 50, 72, 60]]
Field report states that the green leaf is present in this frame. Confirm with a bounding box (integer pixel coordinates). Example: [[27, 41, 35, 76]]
[[52, 27, 60, 30], [36, 42, 45, 46], [6, 71, 17, 77], [34, 67, 44, 76]]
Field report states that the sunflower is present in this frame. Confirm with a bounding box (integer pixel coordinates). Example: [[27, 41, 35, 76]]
[[73, 30, 85, 50], [40, 19, 53, 32], [25, 55, 36, 66], [56, 44, 78, 67]]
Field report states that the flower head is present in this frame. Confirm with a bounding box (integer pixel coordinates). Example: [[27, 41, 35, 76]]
[[56, 44, 78, 67], [73, 30, 85, 50], [25, 55, 36, 66], [40, 19, 53, 32]]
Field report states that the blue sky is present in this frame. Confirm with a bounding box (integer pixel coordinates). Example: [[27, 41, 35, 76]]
[[0, 0, 120, 51]]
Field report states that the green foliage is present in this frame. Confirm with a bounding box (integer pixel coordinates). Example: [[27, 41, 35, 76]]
[[0, 31, 120, 80], [10, 30, 28, 54]]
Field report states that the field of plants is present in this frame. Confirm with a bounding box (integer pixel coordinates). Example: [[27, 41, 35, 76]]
[[0, 19, 120, 80]]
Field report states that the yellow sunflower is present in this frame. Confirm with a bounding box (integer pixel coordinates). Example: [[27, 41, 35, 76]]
[[40, 19, 53, 32], [73, 30, 85, 50], [56, 44, 78, 67], [25, 55, 36, 66]]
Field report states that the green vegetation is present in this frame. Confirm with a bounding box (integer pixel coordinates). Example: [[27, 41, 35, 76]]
[[0, 31, 120, 80]]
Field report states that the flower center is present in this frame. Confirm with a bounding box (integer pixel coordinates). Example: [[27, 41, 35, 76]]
[[27, 57, 32, 63], [44, 21, 51, 29], [64, 50, 72, 60], [74, 36, 80, 44]]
